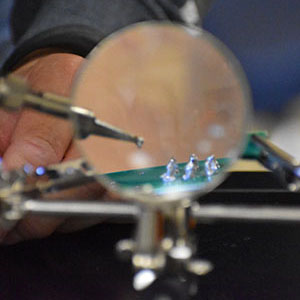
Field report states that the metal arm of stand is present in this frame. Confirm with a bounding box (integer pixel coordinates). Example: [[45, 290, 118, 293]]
[[19, 199, 300, 223]]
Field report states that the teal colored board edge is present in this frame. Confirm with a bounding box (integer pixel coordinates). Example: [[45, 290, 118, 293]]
[[104, 131, 267, 190], [105, 158, 229, 190]]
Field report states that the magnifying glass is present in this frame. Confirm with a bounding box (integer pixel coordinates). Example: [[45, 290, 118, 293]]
[[72, 22, 251, 203]]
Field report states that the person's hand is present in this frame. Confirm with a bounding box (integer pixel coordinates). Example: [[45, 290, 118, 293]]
[[0, 52, 106, 244]]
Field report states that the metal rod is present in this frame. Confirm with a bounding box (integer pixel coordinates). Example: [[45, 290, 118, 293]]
[[20, 199, 300, 223], [23, 199, 140, 219], [251, 135, 300, 191], [252, 134, 298, 166], [192, 204, 300, 222]]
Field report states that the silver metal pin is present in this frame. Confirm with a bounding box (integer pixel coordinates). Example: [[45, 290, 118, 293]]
[[182, 154, 199, 181], [205, 155, 220, 177], [161, 157, 179, 183]]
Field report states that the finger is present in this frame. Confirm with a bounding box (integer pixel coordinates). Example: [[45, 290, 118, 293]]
[[0, 110, 20, 156], [1, 143, 79, 245], [0, 53, 84, 243], [2, 143, 99, 244], [57, 218, 105, 233], [14, 52, 84, 96], [3, 109, 73, 170], [2, 215, 65, 245], [0, 111, 73, 244], [2, 53, 84, 170]]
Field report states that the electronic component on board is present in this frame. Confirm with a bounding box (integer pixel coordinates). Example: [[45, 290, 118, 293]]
[[161, 157, 179, 183], [182, 154, 199, 180], [205, 155, 220, 177]]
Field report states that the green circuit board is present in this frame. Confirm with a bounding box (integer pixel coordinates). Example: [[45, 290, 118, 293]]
[[105, 157, 228, 193], [104, 132, 267, 194]]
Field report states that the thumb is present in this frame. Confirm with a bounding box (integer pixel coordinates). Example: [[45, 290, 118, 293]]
[[3, 109, 73, 170]]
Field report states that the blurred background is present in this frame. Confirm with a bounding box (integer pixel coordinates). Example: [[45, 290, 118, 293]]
[[0, 0, 13, 65], [202, 0, 300, 159], [0, 0, 299, 158]]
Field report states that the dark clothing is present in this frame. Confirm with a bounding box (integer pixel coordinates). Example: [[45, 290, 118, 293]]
[[2, 0, 186, 74], [3, 0, 300, 112]]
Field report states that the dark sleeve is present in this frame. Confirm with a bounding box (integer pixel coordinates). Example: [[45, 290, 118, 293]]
[[2, 0, 186, 74]]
